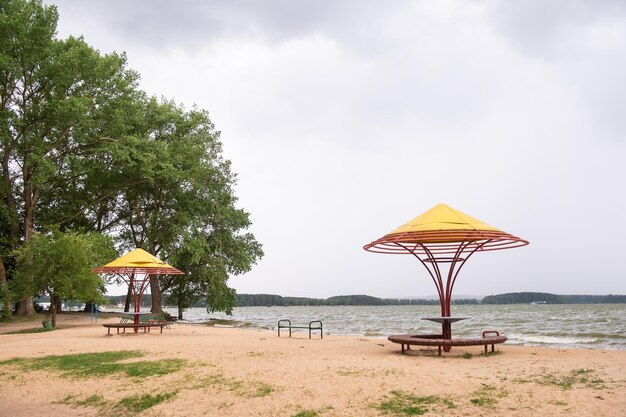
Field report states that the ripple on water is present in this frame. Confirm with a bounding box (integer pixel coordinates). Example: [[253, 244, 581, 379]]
[[165, 304, 626, 350]]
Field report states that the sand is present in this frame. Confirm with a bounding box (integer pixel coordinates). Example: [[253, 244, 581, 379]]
[[0, 313, 624, 417]]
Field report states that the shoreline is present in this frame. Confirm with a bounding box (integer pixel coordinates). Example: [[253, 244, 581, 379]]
[[2, 311, 625, 352], [1, 314, 625, 416]]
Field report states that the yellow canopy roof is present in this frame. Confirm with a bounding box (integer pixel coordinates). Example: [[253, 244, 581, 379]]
[[92, 248, 183, 275], [363, 203, 528, 254], [103, 248, 170, 268], [389, 203, 501, 234]]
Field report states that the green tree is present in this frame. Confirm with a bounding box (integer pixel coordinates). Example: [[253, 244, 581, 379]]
[[166, 227, 263, 319], [12, 229, 116, 328], [0, 0, 138, 315], [107, 98, 263, 315], [1, 1, 262, 319]]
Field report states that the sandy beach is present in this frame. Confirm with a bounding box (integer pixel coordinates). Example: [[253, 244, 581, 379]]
[[0, 314, 624, 417]]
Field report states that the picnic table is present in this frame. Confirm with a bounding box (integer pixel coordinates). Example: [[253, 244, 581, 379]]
[[103, 312, 169, 335]]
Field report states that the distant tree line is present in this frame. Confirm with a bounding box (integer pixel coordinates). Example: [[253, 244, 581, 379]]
[[233, 294, 480, 307], [482, 292, 626, 304], [42, 291, 626, 310]]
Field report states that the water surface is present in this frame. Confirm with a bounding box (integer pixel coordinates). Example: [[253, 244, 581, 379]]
[[163, 304, 626, 350]]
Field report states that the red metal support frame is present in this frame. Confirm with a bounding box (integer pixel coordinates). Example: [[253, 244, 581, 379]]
[[91, 249, 184, 335], [365, 228, 528, 351], [116, 272, 153, 332]]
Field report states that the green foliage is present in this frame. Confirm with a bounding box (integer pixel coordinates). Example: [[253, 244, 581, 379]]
[[2, 350, 186, 378], [118, 391, 178, 412], [1, 0, 263, 319], [0, 0, 138, 314], [375, 390, 454, 416], [463, 352, 473, 359], [116, 99, 265, 315], [12, 230, 116, 307]]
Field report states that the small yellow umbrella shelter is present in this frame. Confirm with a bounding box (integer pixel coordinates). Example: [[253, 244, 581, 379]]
[[92, 248, 184, 332], [364, 203, 528, 353]]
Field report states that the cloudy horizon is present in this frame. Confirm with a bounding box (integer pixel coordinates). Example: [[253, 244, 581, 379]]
[[45, 0, 626, 298]]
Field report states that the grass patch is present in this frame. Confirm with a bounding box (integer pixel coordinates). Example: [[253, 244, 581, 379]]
[[481, 350, 501, 357], [234, 380, 275, 398], [194, 372, 275, 398], [251, 382, 274, 397], [293, 411, 318, 417], [55, 393, 108, 413], [515, 368, 605, 390], [463, 352, 473, 359], [375, 390, 454, 416], [58, 393, 105, 407], [292, 406, 333, 417], [3, 327, 48, 334], [469, 385, 507, 407], [75, 394, 104, 406], [1, 350, 185, 378], [336, 367, 367, 376], [118, 391, 178, 412], [0, 313, 47, 326]]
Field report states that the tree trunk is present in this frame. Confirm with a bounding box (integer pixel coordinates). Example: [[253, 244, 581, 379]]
[[124, 282, 132, 312], [177, 290, 183, 320], [0, 256, 10, 316], [49, 293, 59, 328], [14, 180, 37, 316], [83, 303, 97, 312], [149, 275, 163, 314], [14, 297, 35, 316]]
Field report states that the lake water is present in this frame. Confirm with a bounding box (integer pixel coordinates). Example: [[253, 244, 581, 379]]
[[162, 304, 626, 350]]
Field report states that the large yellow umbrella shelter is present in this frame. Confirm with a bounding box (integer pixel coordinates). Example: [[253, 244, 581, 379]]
[[92, 248, 184, 332], [364, 203, 528, 353]]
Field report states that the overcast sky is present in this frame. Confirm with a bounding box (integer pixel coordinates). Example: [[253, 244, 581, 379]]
[[45, 0, 625, 298]]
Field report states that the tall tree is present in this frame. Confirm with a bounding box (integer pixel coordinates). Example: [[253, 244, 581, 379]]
[[1, 1, 262, 319], [109, 98, 263, 315], [0, 0, 138, 315]]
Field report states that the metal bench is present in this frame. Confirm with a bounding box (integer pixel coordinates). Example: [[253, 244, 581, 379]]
[[277, 319, 323, 339], [388, 330, 507, 356]]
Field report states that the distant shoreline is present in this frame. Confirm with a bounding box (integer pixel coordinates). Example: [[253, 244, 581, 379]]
[[88, 291, 626, 308]]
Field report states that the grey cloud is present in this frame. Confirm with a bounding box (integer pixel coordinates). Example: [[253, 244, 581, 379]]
[[487, 0, 626, 59], [49, 0, 393, 49], [41, 0, 626, 297]]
